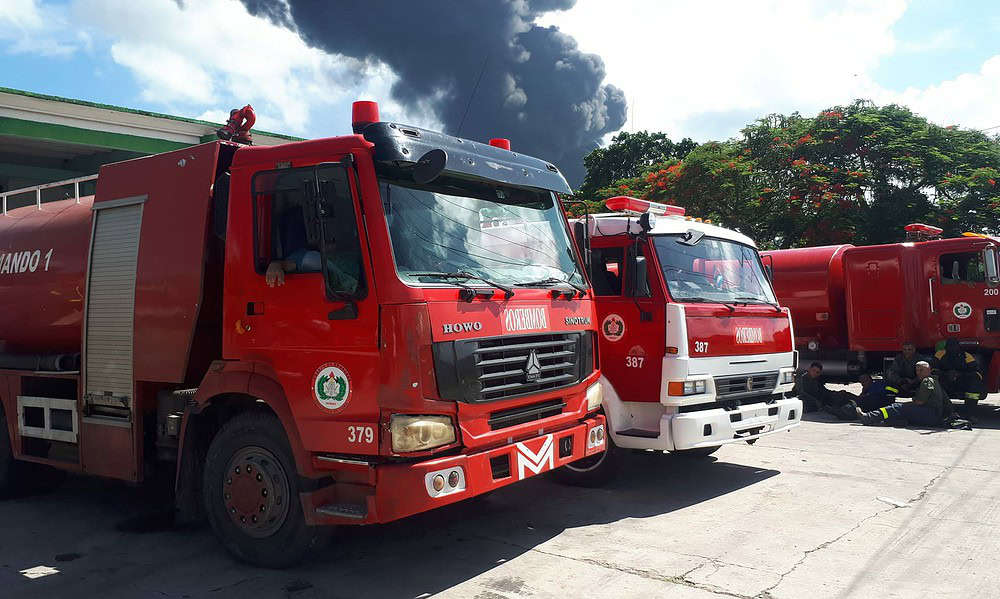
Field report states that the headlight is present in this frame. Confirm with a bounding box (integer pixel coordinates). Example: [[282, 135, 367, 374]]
[[390, 414, 456, 453], [667, 379, 707, 396], [586, 381, 603, 411], [781, 371, 795, 384]]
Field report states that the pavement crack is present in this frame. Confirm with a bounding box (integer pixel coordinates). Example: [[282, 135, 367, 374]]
[[755, 464, 949, 599]]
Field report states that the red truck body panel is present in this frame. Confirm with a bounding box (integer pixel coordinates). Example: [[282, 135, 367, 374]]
[[763, 245, 849, 350]]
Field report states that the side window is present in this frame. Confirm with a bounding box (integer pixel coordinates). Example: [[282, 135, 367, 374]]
[[590, 246, 624, 296], [252, 165, 366, 298], [940, 252, 985, 284]]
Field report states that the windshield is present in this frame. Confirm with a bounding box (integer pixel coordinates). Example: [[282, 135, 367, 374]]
[[380, 178, 585, 287], [652, 234, 776, 304]]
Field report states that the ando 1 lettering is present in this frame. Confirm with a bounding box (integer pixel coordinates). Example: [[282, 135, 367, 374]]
[[0, 249, 52, 275]]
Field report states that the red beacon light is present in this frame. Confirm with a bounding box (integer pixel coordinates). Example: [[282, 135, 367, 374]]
[[352, 100, 380, 133], [605, 196, 685, 217], [904, 222, 943, 241], [489, 138, 511, 150]]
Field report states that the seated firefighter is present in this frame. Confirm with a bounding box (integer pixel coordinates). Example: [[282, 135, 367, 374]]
[[793, 362, 858, 420], [885, 342, 926, 397], [932, 338, 985, 403], [856, 372, 894, 412], [857, 361, 952, 426]]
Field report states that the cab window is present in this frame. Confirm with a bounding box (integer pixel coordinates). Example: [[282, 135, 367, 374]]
[[940, 252, 985, 284], [589, 246, 624, 296], [252, 165, 365, 298]]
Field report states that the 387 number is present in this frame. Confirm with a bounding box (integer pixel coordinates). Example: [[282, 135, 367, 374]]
[[625, 356, 645, 368], [694, 341, 709, 353], [348, 425, 374, 444]]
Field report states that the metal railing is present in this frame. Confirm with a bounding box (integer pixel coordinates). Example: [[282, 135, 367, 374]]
[[1, 174, 98, 214]]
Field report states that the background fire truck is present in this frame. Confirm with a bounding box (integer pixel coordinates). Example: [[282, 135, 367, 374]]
[[763, 223, 1000, 405], [559, 197, 801, 484], [0, 101, 606, 566]]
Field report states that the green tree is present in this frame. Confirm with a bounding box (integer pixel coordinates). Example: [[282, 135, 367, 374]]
[[576, 130, 696, 201], [575, 101, 1000, 248]]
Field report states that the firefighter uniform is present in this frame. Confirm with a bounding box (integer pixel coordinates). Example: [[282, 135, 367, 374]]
[[859, 376, 945, 426], [933, 344, 984, 402], [885, 352, 926, 397]]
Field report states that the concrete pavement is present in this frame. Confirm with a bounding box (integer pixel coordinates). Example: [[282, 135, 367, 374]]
[[2, 393, 999, 598]]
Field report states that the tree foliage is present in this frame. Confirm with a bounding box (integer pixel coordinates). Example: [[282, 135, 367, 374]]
[[576, 130, 697, 202], [569, 101, 1000, 248]]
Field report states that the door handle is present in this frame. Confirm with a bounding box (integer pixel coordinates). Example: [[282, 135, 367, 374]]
[[928, 278, 935, 313], [247, 301, 265, 316]]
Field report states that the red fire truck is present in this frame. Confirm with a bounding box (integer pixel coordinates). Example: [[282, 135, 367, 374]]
[[559, 197, 801, 484], [762, 224, 1000, 402], [0, 101, 606, 566]]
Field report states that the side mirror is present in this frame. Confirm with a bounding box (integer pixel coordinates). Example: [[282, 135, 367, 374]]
[[761, 254, 774, 282], [628, 254, 650, 297], [986, 247, 999, 285], [638, 212, 656, 233]]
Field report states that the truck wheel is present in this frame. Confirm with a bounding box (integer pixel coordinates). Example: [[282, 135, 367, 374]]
[[672, 445, 720, 458], [203, 411, 327, 568], [552, 437, 619, 487]]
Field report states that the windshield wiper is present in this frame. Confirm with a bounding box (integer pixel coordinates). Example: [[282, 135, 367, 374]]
[[516, 276, 587, 297], [733, 296, 782, 312], [676, 296, 735, 313], [409, 271, 514, 299]]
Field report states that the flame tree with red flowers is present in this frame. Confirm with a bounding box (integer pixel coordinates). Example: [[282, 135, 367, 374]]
[[569, 100, 1000, 248]]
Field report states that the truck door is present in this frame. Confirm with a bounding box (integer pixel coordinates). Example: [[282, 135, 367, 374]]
[[227, 161, 380, 455], [933, 246, 1000, 340], [590, 238, 664, 403]]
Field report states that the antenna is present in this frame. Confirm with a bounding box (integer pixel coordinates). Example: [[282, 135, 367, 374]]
[[457, 55, 489, 137]]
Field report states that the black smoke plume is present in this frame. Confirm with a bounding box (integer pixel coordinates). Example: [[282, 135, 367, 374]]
[[241, 0, 626, 187]]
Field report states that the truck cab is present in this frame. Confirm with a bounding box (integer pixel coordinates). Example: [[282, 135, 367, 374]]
[[563, 197, 800, 483]]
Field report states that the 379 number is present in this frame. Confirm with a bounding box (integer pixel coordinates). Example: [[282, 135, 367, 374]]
[[694, 341, 709, 353], [348, 425, 374, 444]]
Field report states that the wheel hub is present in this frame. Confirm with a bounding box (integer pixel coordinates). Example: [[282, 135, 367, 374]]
[[223, 446, 290, 538]]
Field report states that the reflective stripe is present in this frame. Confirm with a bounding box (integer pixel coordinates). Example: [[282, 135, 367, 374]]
[[885, 386, 899, 393], [965, 392, 979, 399], [879, 407, 889, 419]]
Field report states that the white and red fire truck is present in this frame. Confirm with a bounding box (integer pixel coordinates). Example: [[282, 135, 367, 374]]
[[561, 197, 801, 483]]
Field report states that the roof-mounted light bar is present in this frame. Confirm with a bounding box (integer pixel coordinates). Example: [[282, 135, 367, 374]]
[[605, 195, 685, 217]]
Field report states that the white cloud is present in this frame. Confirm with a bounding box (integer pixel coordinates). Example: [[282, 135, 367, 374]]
[[537, 0, 998, 141], [69, 0, 399, 134], [0, 0, 78, 56]]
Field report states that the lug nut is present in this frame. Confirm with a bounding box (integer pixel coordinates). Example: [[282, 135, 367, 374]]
[[235, 466, 241, 474], [256, 473, 263, 482], [262, 489, 268, 497]]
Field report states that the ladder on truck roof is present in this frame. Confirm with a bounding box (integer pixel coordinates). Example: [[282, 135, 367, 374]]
[[1, 174, 98, 214]]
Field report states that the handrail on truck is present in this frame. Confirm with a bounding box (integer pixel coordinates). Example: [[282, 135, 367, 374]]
[[1, 174, 99, 214]]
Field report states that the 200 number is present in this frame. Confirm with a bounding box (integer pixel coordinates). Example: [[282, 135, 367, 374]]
[[694, 341, 709, 353], [625, 356, 645, 368], [985, 288, 999, 296], [348, 425, 374, 444]]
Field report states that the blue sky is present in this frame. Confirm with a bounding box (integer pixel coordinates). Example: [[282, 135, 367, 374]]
[[1, 0, 998, 142]]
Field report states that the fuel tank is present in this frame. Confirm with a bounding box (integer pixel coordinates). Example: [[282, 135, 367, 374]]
[[0, 197, 93, 354], [762, 245, 851, 350]]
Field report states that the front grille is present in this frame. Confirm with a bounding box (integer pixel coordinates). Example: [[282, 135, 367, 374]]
[[714, 371, 779, 400], [488, 399, 566, 430], [434, 332, 593, 402]]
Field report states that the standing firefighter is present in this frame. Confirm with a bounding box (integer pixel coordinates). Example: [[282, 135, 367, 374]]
[[933, 338, 985, 404], [857, 361, 946, 426]]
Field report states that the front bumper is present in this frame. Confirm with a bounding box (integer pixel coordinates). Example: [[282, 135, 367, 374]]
[[670, 397, 801, 450], [303, 414, 606, 525]]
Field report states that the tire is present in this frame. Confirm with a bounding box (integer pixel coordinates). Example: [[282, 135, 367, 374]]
[[672, 445, 720, 458], [552, 436, 619, 487], [203, 411, 327, 568]]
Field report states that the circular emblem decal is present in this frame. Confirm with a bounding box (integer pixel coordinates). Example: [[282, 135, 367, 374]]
[[602, 313, 626, 342], [312, 363, 351, 411], [953, 302, 973, 320]]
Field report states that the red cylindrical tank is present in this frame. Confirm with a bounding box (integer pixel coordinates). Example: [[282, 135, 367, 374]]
[[762, 245, 851, 350], [0, 197, 93, 354]]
